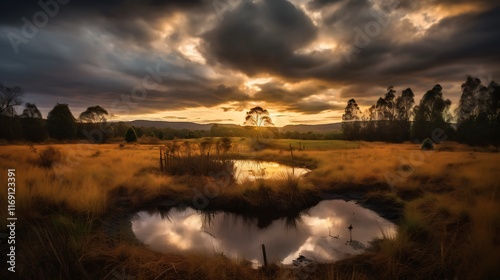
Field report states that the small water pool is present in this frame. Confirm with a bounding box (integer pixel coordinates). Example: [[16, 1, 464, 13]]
[[131, 200, 396, 266], [231, 160, 310, 183]]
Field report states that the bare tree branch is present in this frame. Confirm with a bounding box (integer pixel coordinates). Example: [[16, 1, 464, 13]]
[[0, 83, 24, 116]]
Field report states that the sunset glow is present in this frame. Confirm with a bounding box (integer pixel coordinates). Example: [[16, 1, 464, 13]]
[[1, 0, 498, 125]]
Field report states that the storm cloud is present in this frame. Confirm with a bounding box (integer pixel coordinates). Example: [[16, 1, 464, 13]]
[[0, 0, 499, 123]]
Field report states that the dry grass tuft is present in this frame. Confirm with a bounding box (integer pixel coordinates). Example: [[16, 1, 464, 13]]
[[33, 146, 62, 168], [0, 140, 499, 279]]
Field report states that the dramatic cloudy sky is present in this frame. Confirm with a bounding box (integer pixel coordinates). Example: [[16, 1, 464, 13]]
[[1, 0, 499, 125]]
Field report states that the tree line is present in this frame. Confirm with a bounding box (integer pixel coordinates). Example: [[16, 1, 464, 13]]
[[2, 75, 499, 146], [0, 93, 338, 143], [0, 84, 212, 143], [0, 101, 113, 143], [341, 76, 500, 147]]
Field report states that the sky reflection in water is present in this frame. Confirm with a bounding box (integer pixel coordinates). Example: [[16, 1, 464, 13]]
[[232, 160, 310, 183], [132, 200, 396, 266]]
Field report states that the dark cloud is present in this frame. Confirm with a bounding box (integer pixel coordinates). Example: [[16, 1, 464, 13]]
[[200, 0, 500, 103], [286, 100, 343, 114], [101, 83, 250, 116], [307, 0, 343, 10], [0, 0, 211, 51], [0, 0, 499, 121], [322, 0, 376, 28], [304, 4, 500, 104], [0, 0, 207, 24], [202, 0, 319, 77], [253, 81, 340, 114], [396, 0, 500, 11], [390, 8, 500, 71], [254, 82, 314, 103]]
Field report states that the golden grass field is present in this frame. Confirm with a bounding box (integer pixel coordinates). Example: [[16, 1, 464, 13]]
[[0, 139, 499, 279]]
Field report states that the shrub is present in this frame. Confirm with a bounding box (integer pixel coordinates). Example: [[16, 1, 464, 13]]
[[124, 127, 138, 143], [161, 144, 235, 178], [163, 155, 235, 178], [36, 146, 62, 168], [199, 140, 212, 155], [421, 138, 434, 150], [217, 137, 232, 154], [46, 104, 77, 140]]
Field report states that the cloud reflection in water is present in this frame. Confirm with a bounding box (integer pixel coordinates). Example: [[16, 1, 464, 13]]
[[232, 160, 310, 184], [131, 200, 396, 265]]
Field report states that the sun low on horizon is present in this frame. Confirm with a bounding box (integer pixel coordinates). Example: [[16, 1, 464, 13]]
[[1, 1, 500, 279], [1, 0, 499, 126]]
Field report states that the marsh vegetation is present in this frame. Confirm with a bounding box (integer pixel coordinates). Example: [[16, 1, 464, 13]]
[[0, 139, 499, 279]]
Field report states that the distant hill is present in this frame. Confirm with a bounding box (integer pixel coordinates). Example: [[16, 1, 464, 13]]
[[280, 123, 342, 133], [118, 120, 343, 133], [125, 120, 213, 130]]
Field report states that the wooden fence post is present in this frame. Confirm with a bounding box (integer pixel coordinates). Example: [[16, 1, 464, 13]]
[[261, 244, 268, 267], [159, 148, 163, 173]]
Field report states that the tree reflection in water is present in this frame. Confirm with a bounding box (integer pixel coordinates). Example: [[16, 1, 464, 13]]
[[132, 200, 396, 266]]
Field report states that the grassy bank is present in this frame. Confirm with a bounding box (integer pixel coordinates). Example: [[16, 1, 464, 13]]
[[0, 139, 499, 279]]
